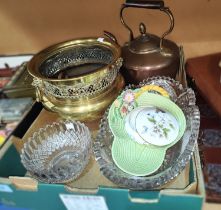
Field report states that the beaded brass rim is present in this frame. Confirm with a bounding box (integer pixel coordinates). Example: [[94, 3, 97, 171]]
[[28, 37, 121, 83]]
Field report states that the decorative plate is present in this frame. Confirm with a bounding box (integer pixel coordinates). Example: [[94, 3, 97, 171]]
[[109, 92, 186, 176]]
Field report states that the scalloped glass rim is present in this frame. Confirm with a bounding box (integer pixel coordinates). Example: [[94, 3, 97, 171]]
[[93, 76, 200, 189]]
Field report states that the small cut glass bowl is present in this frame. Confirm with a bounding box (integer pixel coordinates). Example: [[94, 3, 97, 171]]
[[20, 120, 92, 183]]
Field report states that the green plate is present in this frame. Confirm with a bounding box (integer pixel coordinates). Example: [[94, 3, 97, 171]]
[[112, 138, 166, 176], [109, 92, 186, 176]]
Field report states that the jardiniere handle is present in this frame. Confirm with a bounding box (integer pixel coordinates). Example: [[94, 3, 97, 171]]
[[103, 31, 118, 44], [120, 0, 174, 49]]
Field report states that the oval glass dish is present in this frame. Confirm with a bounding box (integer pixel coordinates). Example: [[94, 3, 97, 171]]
[[93, 77, 200, 189], [20, 120, 92, 184]]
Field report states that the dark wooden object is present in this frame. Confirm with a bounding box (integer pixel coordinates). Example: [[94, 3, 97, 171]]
[[186, 53, 221, 117]]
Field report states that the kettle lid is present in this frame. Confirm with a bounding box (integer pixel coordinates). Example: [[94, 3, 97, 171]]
[[128, 23, 160, 54]]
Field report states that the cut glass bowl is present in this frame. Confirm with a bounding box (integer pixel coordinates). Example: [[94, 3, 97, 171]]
[[20, 120, 92, 183], [93, 76, 200, 189]]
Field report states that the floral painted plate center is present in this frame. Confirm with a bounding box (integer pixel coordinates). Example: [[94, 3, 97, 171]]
[[126, 106, 179, 146]]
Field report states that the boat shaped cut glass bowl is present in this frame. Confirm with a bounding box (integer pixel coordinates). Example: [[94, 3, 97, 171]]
[[93, 77, 200, 189], [20, 120, 92, 183]]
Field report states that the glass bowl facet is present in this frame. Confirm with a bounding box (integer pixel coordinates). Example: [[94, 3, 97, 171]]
[[93, 77, 200, 189], [20, 120, 92, 183]]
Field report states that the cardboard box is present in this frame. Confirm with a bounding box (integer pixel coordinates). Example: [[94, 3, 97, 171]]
[[0, 103, 205, 210], [0, 1, 220, 209]]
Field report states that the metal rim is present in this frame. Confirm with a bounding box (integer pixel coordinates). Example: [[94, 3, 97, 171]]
[[28, 37, 121, 82]]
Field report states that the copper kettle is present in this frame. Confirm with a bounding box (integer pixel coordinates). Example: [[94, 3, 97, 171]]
[[120, 0, 180, 84]]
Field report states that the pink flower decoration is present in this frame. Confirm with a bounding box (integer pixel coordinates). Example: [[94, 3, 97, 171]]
[[122, 90, 135, 104], [121, 106, 127, 113], [120, 105, 128, 117]]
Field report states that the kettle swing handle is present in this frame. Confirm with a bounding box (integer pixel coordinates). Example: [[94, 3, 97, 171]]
[[120, 0, 174, 50]]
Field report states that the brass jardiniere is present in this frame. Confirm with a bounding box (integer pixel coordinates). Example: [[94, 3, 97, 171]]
[[28, 36, 124, 121]]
